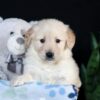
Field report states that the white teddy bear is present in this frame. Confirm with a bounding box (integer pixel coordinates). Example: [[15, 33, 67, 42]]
[[6, 30, 25, 75], [0, 17, 32, 80]]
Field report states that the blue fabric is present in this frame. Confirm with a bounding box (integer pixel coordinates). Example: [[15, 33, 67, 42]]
[[0, 80, 78, 100]]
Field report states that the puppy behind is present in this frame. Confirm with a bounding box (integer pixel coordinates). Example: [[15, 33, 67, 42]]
[[12, 19, 81, 89]]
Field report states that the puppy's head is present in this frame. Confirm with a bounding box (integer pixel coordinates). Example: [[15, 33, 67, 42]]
[[25, 19, 75, 64]]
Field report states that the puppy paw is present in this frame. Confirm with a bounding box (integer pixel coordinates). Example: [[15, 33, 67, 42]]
[[11, 74, 33, 86]]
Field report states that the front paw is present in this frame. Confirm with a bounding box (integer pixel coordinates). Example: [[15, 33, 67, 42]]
[[11, 74, 33, 86]]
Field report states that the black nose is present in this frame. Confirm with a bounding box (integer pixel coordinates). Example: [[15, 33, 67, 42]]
[[46, 52, 54, 59], [16, 37, 24, 45]]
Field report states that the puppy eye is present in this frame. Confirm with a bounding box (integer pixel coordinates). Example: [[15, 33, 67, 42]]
[[10, 32, 14, 35], [56, 39, 61, 43], [22, 34, 25, 37], [40, 39, 45, 43]]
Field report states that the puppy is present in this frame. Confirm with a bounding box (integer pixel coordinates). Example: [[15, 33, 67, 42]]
[[12, 19, 81, 89]]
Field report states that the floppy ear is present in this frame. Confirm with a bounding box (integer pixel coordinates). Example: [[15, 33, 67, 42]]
[[65, 25, 76, 49], [24, 27, 34, 49]]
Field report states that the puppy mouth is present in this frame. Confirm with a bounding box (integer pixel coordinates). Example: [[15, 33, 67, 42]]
[[46, 58, 54, 61], [45, 56, 55, 62]]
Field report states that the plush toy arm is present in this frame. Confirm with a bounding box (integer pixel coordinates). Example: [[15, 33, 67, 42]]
[[0, 66, 7, 80]]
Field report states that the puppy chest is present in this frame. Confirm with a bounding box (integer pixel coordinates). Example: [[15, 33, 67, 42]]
[[34, 68, 67, 83]]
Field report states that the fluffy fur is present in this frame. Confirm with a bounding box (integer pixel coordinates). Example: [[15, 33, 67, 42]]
[[12, 19, 81, 88]]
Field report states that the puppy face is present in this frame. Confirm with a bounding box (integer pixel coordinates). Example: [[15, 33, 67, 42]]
[[25, 19, 75, 63]]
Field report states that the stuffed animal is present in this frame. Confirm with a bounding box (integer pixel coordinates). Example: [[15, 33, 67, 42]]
[[0, 17, 31, 55], [0, 17, 32, 80], [6, 31, 25, 75]]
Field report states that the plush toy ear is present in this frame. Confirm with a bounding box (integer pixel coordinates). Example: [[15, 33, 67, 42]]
[[65, 25, 76, 49], [24, 27, 34, 49], [0, 17, 3, 23]]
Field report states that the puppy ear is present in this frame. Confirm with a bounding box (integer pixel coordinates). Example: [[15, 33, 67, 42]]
[[65, 25, 76, 49], [24, 27, 34, 49]]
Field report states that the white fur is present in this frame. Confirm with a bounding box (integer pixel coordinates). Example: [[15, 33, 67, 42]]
[[23, 45, 81, 88], [12, 19, 81, 88]]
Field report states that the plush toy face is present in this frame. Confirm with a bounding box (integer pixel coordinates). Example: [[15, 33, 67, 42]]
[[7, 31, 25, 55], [0, 18, 33, 56]]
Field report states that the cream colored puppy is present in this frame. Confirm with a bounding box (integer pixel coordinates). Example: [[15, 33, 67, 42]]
[[12, 19, 81, 89]]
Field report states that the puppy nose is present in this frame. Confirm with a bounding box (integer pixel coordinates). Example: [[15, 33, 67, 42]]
[[16, 37, 24, 45], [46, 52, 54, 59]]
